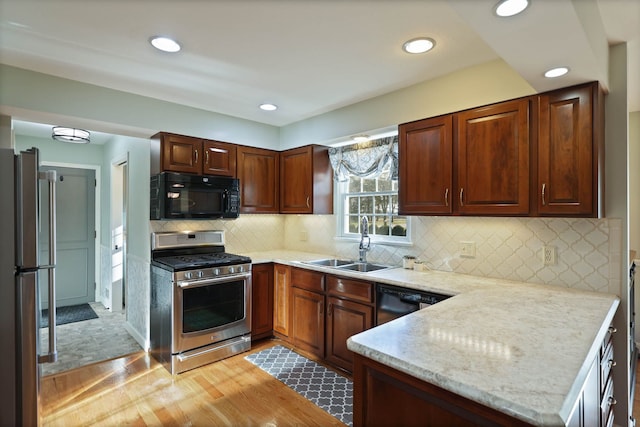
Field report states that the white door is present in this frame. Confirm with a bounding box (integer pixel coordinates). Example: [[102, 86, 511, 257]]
[[40, 166, 96, 308]]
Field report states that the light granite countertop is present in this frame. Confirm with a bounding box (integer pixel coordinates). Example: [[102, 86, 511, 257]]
[[243, 250, 620, 426]]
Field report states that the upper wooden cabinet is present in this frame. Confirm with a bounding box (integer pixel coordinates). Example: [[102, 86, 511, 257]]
[[202, 140, 236, 177], [236, 145, 279, 214], [279, 145, 333, 214], [398, 82, 602, 217], [399, 115, 453, 215], [456, 98, 530, 215], [150, 132, 236, 177], [536, 82, 603, 217]]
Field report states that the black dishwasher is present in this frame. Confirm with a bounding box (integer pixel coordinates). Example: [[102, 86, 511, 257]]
[[376, 283, 451, 325]]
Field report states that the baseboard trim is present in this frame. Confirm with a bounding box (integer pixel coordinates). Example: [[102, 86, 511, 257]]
[[124, 321, 149, 351]]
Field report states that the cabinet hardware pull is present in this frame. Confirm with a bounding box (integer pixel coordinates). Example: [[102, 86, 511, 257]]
[[328, 303, 332, 316], [541, 183, 546, 206], [608, 326, 617, 334], [194, 149, 198, 164], [459, 188, 464, 206], [444, 188, 449, 207], [205, 150, 209, 166], [608, 396, 617, 405], [607, 359, 616, 368], [306, 196, 310, 208]]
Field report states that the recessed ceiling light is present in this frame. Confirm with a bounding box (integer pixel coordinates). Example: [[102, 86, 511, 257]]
[[52, 127, 90, 144], [494, 0, 529, 17], [544, 67, 569, 78], [150, 36, 181, 53], [259, 103, 278, 111], [402, 37, 435, 54]]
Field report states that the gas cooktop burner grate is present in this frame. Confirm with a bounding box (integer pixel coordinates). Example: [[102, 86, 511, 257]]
[[153, 252, 251, 270]]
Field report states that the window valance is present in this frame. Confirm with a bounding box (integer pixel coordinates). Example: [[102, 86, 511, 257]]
[[328, 135, 398, 182]]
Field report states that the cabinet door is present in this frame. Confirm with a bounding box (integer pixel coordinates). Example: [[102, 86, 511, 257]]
[[279, 145, 333, 214], [203, 140, 237, 177], [291, 287, 325, 358], [456, 99, 530, 215], [161, 134, 202, 174], [251, 263, 274, 340], [325, 296, 373, 372], [399, 115, 453, 214], [280, 146, 313, 213], [273, 264, 291, 339], [537, 84, 596, 216], [237, 146, 279, 213]]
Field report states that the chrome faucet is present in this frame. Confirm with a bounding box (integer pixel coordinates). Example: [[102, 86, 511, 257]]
[[359, 216, 371, 262]]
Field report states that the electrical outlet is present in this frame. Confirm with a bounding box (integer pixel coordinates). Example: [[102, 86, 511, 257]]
[[299, 230, 308, 242], [460, 241, 476, 258], [542, 245, 557, 265]]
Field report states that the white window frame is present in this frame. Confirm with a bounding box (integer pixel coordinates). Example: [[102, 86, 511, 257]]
[[335, 173, 412, 246]]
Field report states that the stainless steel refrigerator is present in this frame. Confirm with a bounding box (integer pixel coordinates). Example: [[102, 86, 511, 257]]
[[2, 147, 58, 427]]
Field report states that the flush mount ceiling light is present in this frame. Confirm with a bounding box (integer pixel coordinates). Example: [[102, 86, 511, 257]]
[[259, 103, 278, 111], [494, 0, 530, 17], [150, 36, 181, 53], [402, 37, 435, 54], [544, 66, 569, 78], [52, 127, 90, 144], [352, 135, 370, 142]]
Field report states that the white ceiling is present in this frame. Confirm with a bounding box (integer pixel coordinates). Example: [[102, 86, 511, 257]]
[[1, 0, 638, 142]]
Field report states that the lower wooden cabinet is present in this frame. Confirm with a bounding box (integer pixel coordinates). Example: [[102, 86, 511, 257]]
[[325, 296, 373, 371], [271, 266, 376, 373], [273, 264, 291, 339], [251, 264, 274, 341], [291, 287, 325, 358]]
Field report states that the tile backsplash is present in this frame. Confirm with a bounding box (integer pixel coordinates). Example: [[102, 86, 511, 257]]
[[151, 214, 621, 294]]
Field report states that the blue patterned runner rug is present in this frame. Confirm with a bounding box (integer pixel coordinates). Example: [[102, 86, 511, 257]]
[[245, 345, 353, 426]]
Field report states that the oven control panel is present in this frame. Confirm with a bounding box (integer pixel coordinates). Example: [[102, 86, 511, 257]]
[[174, 263, 252, 282]]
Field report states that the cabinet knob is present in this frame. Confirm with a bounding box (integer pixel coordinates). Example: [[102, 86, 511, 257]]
[[608, 396, 617, 405], [608, 326, 617, 334], [608, 359, 616, 368]]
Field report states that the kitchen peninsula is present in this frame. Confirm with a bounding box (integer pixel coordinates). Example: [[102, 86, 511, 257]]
[[246, 251, 619, 427]]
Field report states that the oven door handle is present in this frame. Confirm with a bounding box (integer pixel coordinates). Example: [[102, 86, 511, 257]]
[[177, 272, 251, 289]]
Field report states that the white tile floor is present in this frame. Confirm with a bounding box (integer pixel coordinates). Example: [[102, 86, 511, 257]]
[[41, 302, 142, 376]]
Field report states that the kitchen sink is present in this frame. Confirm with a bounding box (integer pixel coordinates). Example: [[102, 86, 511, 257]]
[[336, 262, 390, 272], [303, 258, 354, 267]]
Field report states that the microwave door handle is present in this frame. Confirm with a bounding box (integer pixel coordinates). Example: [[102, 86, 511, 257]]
[[223, 190, 229, 210]]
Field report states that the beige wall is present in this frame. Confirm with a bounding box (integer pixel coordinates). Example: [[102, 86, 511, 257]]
[[279, 59, 535, 149]]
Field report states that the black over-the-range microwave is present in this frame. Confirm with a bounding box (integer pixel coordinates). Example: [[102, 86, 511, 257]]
[[150, 172, 240, 220]]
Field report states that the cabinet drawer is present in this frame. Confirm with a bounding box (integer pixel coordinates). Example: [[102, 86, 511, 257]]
[[599, 338, 614, 396], [291, 267, 325, 293], [327, 275, 374, 304], [600, 376, 615, 427]]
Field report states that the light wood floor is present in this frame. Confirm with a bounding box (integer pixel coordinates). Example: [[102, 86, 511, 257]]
[[41, 339, 346, 427], [41, 341, 640, 426]]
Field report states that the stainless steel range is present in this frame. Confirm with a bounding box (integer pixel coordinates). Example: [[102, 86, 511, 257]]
[[150, 230, 252, 375]]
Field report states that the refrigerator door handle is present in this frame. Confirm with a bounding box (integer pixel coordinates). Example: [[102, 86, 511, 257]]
[[38, 170, 57, 364]]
